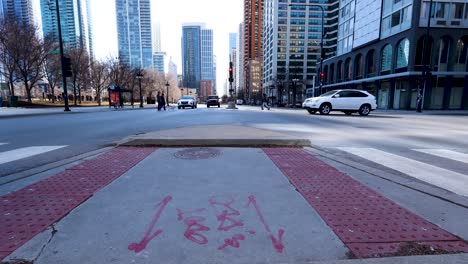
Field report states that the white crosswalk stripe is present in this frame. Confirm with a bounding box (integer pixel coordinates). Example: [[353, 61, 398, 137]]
[[413, 149, 468, 164], [0, 146, 67, 165], [338, 147, 468, 197]]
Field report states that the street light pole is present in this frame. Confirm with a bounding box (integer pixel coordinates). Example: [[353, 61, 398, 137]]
[[54, 0, 70, 111], [136, 71, 143, 108], [289, 4, 325, 95], [165, 81, 170, 106], [418, 0, 433, 113]]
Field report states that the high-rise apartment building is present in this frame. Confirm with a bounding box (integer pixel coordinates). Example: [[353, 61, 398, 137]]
[[153, 51, 166, 73], [262, 0, 339, 104], [182, 24, 202, 91], [320, 0, 468, 110], [116, 0, 152, 68], [168, 57, 177, 79], [236, 23, 244, 97], [201, 28, 214, 87], [243, 0, 263, 101], [1, 0, 34, 25], [229, 32, 237, 59], [181, 23, 215, 98], [40, 0, 94, 57]]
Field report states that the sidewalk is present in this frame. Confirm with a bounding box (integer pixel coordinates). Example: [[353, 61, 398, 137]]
[[1, 125, 467, 263], [0, 104, 167, 119]]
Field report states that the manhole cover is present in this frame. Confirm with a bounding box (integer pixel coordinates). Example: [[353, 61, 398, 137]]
[[174, 148, 222, 160]]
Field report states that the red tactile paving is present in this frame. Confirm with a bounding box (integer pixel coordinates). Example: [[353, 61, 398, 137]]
[[0, 147, 155, 261], [263, 148, 468, 258]]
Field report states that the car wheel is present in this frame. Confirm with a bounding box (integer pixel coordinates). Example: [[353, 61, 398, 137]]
[[344, 111, 352, 115], [358, 104, 371, 116], [207, 105, 210, 108], [182, 106, 185, 109], [218, 104, 220, 108], [307, 109, 316, 115], [178, 106, 181, 109], [195, 105, 197, 109], [319, 103, 331, 115]]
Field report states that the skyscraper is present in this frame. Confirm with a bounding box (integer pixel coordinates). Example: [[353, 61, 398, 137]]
[[168, 57, 177, 79], [181, 24, 202, 91], [40, 0, 93, 57], [229, 32, 237, 59], [201, 28, 214, 92], [153, 51, 165, 73], [116, 0, 152, 68], [1, 0, 34, 25], [182, 23, 215, 97], [243, 0, 263, 101], [236, 23, 244, 97]]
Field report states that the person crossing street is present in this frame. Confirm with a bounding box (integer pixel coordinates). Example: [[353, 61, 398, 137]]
[[261, 93, 270, 110]]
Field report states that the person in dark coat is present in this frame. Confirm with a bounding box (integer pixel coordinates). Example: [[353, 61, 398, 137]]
[[161, 92, 166, 111], [157, 91, 162, 111], [261, 93, 270, 110]]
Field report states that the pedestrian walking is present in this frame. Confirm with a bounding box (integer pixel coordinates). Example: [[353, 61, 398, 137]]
[[161, 92, 166, 111], [261, 93, 270, 110], [157, 91, 162, 111]]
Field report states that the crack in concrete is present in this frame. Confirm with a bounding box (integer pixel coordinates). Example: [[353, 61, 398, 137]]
[[33, 225, 58, 263]]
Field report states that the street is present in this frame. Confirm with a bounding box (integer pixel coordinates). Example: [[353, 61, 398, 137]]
[[1, 106, 468, 263], [1, 106, 468, 178]]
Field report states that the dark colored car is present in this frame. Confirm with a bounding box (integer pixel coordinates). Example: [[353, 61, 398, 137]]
[[206, 95, 220, 108]]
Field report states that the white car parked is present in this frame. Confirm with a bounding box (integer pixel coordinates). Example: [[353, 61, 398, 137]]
[[302, 89, 377, 116], [177, 96, 197, 109]]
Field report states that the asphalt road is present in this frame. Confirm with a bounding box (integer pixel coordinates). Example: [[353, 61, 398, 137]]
[[1, 105, 468, 178]]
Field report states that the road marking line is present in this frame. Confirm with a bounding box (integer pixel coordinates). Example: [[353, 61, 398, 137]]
[[413, 149, 468, 164], [338, 147, 468, 197], [0, 143, 8, 146], [0, 146, 67, 165]]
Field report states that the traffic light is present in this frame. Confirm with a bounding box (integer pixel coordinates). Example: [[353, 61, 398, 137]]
[[63, 57, 73, 77], [228, 62, 233, 83], [320, 72, 325, 82]]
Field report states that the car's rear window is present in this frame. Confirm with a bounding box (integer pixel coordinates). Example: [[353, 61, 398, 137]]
[[208, 96, 219, 99]]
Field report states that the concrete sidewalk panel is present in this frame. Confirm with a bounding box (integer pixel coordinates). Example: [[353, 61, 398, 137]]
[[8, 148, 347, 264]]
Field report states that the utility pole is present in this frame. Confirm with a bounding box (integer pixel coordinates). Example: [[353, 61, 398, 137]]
[[54, 0, 70, 111]]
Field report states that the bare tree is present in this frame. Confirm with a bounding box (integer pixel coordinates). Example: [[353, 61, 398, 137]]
[[0, 18, 19, 96], [89, 59, 109, 106], [12, 22, 53, 103], [69, 47, 90, 105], [43, 35, 61, 103]]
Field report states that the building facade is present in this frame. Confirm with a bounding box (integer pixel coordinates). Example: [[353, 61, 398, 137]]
[[262, 0, 339, 105], [236, 23, 244, 97], [320, 0, 468, 110], [153, 51, 166, 73], [201, 28, 215, 94], [1, 0, 34, 25], [40, 0, 93, 57], [182, 24, 202, 91], [116, 0, 152, 69], [181, 24, 215, 95], [168, 57, 177, 79], [243, 0, 264, 102]]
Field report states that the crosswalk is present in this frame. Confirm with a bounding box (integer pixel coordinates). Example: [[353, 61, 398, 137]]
[[337, 147, 468, 197], [0, 144, 67, 165]]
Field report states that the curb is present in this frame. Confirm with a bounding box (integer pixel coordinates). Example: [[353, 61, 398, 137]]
[[116, 138, 311, 147], [304, 253, 468, 264]]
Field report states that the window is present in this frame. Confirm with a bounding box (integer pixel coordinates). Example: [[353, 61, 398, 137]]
[[455, 39, 467, 64], [452, 3, 464, 19], [391, 11, 401, 27], [396, 38, 410, 68], [435, 2, 447, 19], [381, 44, 393, 72]]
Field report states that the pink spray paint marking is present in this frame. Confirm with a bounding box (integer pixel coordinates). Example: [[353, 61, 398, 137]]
[[218, 234, 246, 250], [209, 195, 244, 231], [246, 195, 285, 253], [128, 195, 172, 253], [177, 208, 211, 244]]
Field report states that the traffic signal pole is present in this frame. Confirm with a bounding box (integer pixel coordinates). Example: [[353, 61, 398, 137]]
[[55, 0, 70, 111]]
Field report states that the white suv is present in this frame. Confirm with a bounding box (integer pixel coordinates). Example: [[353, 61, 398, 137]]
[[177, 96, 197, 109], [302, 89, 377, 116]]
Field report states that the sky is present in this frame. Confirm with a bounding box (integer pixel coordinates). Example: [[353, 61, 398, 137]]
[[90, 0, 244, 95]]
